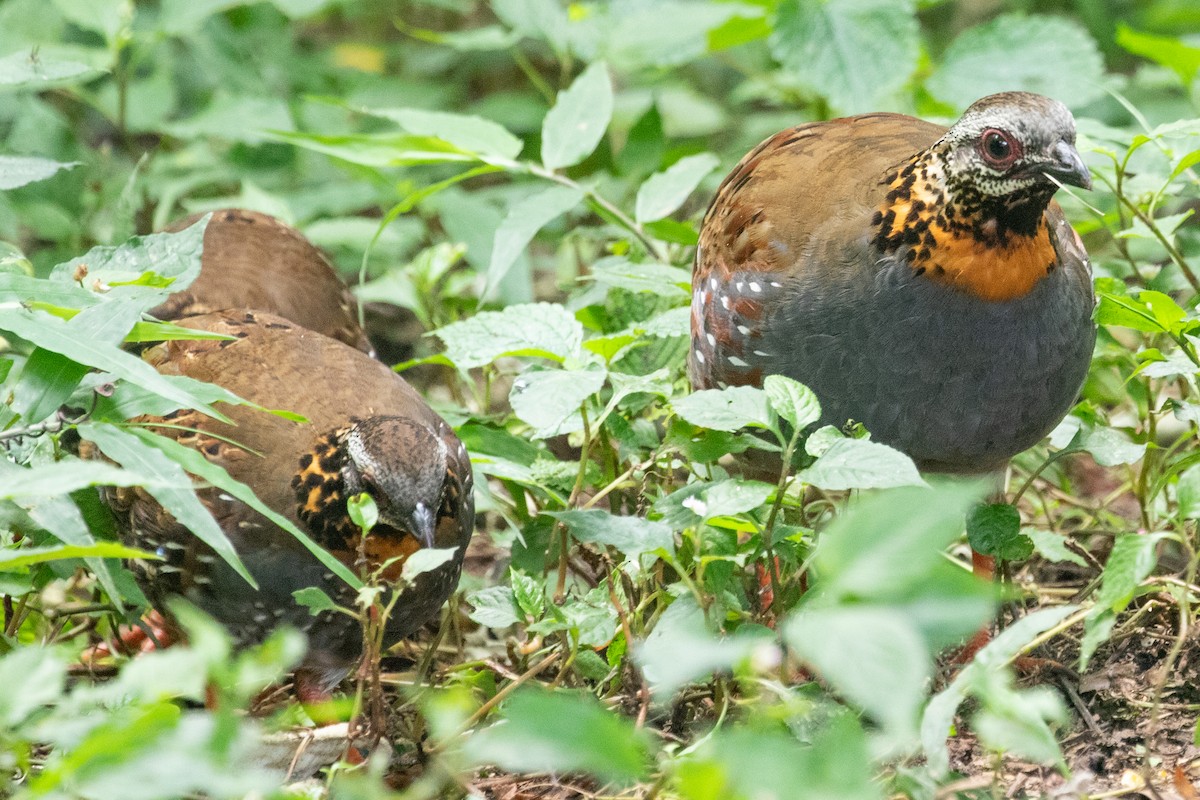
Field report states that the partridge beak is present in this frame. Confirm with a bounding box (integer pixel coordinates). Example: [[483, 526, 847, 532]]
[[1041, 141, 1092, 191], [410, 502, 436, 549]]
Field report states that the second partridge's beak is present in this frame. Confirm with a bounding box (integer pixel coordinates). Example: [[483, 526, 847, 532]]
[[1042, 141, 1092, 191], [411, 503, 436, 549]]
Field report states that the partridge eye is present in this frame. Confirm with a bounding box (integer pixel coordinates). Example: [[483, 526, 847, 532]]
[[980, 128, 1018, 167]]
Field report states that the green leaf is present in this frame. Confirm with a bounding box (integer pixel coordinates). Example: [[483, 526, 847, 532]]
[[346, 492, 378, 534], [9, 347, 89, 424], [162, 92, 294, 145], [0, 459, 190, 498], [673, 386, 773, 432], [77, 423, 256, 588], [797, 438, 925, 490], [967, 503, 1032, 561], [467, 585, 522, 628], [0, 50, 105, 89], [973, 681, 1068, 767], [1075, 426, 1146, 467], [1116, 25, 1200, 85], [1026, 528, 1086, 567], [401, 547, 459, 581], [634, 153, 719, 223], [548, 509, 675, 562], [636, 596, 771, 698], [541, 60, 613, 170], [50, 219, 207, 303], [509, 364, 607, 438], [511, 571, 546, 621], [293, 586, 338, 615], [0, 647, 66, 728], [467, 689, 650, 783], [0, 542, 154, 571], [1095, 290, 1167, 332], [270, 130, 479, 167], [921, 605, 1077, 776], [762, 374, 821, 431], [367, 107, 524, 160], [816, 483, 985, 602], [434, 303, 584, 370], [0, 155, 79, 190], [769, 0, 919, 113], [786, 606, 930, 741], [589, 257, 691, 298], [485, 185, 584, 299], [927, 14, 1104, 109], [700, 479, 774, 521], [1093, 533, 1166, 614], [0, 306, 231, 422]]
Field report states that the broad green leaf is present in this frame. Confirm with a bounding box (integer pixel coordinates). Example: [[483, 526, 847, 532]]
[[434, 303, 584, 369], [673, 386, 773, 432], [967, 503, 1032, 561], [1116, 25, 1200, 85], [367, 107, 523, 160], [467, 689, 650, 783], [401, 547, 459, 581], [77, 423, 255, 588], [485, 185, 583, 298], [634, 153, 719, 223], [293, 586, 338, 615], [548, 509, 675, 562], [0, 273, 98, 308], [509, 364, 606, 438], [701, 479, 773, 520], [816, 483, 985, 601], [770, 0, 919, 113], [21, 494, 124, 609], [0, 542, 153, 571], [1075, 426, 1146, 467], [786, 606, 930, 741], [797, 438, 925, 490], [162, 92, 293, 144], [605, 3, 750, 69], [511, 571, 545, 620], [0, 50, 104, 89], [541, 60, 613, 170], [0, 648, 66, 728], [589, 257, 691, 298], [1096, 290, 1167, 332], [636, 596, 771, 698], [0, 155, 78, 190], [676, 715, 880, 800], [927, 14, 1104, 109], [467, 585, 522, 628], [921, 605, 1077, 776], [1093, 532, 1166, 613], [973, 680, 1068, 767], [763, 374, 821, 431], [9, 347, 89, 424]]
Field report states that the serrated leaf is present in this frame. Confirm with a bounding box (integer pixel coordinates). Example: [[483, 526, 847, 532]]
[[1076, 426, 1145, 467], [762, 374, 821, 430], [927, 14, 1104, 109], [466, 689, 650, 783], [542, 60, 613, 170], [797, 438, 925, 490], [509, 364, 607, 438], [434, 302, 584, 369], [589, 257, 691, 298], [0, 155, 79, 190], [673, 385, 773, 432], [967, 503, 1032, 561], [511, 571, 546, 620], [769, 0, 919, 113], [485, 185, 584, 298], [467, 585, 521, 628], [634, 153, 719, 223]]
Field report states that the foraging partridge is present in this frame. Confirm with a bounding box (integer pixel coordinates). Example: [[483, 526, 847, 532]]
[[95, 310, 473, 698], [153, 209, 372, 354], [691, 92, 1095, 475]]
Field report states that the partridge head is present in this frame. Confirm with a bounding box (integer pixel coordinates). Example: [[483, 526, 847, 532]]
[[691, 92, 1096, 473], [153, 208, 372, 354], [93, 310, 473, 698]]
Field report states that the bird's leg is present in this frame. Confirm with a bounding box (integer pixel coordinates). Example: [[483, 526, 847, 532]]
[[80, 608, 176, 663]]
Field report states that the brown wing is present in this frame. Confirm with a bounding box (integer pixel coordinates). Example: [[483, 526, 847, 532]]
[[689, 113, 946, 389], [151, 209, 372, 354]]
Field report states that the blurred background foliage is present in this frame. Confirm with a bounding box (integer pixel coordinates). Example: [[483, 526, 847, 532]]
[[3, 0, 1200, 798]]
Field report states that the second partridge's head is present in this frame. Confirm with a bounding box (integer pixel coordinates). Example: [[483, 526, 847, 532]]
[[936, 92, 1091, 199]]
